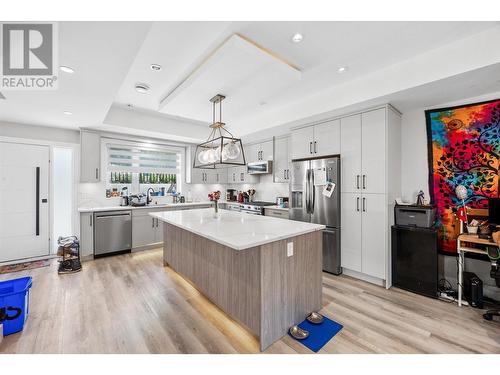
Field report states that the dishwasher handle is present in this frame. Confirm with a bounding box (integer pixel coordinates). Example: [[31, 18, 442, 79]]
[[95, 212, 131, 219]]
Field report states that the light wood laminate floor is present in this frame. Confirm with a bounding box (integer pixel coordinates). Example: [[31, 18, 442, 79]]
[[0, 249, 499, 354]]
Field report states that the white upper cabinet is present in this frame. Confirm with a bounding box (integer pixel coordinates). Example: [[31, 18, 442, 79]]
[[227, 166, 245, 184], [273, 136, 291, 183], [207, 169, 228, 184], [290, 120, 340, 160], [245, 143, 260, 163], [313, 119, 340, 157], [340, 110, 386, 194], [260, 140, 274, 161], [245, 140, 274, 163], [80, 130, 101, 182], [361, 109, 386, 194], [291, 126, 314, 160], [340, 114, 362, 193]]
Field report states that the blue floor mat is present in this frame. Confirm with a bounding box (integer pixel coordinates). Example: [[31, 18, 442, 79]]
[[290, 316, 343, 352]]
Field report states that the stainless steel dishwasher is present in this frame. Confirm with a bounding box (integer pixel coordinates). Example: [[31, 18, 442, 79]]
[[94, 210, 132, 256]]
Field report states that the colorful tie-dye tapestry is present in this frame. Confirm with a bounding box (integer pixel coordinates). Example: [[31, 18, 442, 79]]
[[426, 98, 500, 254]]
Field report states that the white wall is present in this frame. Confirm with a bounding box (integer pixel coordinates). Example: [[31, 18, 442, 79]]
[[0, 121, 79, 143], [53, 148, 74, 251], [401, 90, 500, 298], [401, 90, 500, 203]]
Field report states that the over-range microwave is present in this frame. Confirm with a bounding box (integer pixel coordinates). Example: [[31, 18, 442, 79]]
[[247, 160, 273, 175]]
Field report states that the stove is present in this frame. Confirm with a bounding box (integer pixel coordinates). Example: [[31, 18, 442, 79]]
[[240, 201, 275, 215]]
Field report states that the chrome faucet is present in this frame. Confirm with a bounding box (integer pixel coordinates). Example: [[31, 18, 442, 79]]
[[146, 188, 154, 205]]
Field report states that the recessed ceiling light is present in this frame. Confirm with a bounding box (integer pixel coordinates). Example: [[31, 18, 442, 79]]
[[291, 33, 303, 43], [135, 83, 150, 94], [63, 111, 73, 115], [150, 64, 162, 71], [60, 66, 75, 74], [337, 66, 348, 73]]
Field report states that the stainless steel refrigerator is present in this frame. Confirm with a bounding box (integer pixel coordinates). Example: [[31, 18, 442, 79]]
[[289, 156, 341, 274]]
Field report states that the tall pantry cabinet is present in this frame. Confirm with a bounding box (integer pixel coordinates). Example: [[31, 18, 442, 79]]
[[340, 106, 401, 287]]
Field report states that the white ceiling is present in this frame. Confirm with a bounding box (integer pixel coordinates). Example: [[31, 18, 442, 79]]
[[0, 22, 152, 129], [1, 21, 500, 141], [114, 21, 500, 136], [158, 33, 302, 123]]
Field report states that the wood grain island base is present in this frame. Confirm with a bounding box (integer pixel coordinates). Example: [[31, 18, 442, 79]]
[[162, 222, 322, 351]]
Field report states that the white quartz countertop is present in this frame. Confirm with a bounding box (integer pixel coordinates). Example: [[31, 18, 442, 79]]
[[151, 208, 324, 250], [78, 201, 213, 213]]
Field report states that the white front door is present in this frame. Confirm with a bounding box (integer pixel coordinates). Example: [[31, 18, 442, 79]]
[[0, 142, 50, 262]]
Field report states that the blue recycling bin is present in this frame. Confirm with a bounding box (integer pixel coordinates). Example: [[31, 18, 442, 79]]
[[0, 277, 32, 335]]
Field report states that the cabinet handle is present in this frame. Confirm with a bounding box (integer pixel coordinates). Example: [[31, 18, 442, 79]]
[[309, 142, 313, 154], [90, 214, 93, 227], [216, 173, 219, 183], [356, 175, 360, 189], [356, 197, 360, 212], [362, 197, 366, 212], [314, 141, 317, 154], [362, 175, 366, 189], [152, 218, 155, 228], [95, 168, 99, 180]]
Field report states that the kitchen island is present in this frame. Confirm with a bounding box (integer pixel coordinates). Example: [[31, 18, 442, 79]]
[[151, 208, 325, 350]]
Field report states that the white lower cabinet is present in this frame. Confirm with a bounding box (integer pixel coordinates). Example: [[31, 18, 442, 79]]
[[79, 212, 94, 258], [132, 214, 159, 248], [264, 208, 289, 219], [340, 193, 362, 272], [361, 194, 387, 280], [341, 192, 387, 281]]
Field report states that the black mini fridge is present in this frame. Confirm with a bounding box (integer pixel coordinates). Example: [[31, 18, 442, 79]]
[[391, 226, 438, 298]]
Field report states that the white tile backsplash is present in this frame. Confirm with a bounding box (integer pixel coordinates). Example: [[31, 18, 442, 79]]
[[79, 173, 288, 208], [227, 173, 289, 203]]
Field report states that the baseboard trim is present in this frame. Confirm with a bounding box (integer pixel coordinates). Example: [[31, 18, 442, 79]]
[[131, 243, 163, 252], [342, 268, 385, 287]]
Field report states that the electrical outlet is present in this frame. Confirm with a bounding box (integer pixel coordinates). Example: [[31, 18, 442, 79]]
[[287, 242, 293, 257]]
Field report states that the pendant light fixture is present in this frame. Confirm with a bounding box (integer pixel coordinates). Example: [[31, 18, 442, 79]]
[[193, 94, 246, 169]]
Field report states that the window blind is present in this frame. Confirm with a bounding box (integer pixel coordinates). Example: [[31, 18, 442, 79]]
[[107, 144, 180, 174]]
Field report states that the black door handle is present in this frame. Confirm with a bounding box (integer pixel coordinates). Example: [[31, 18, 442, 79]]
[[36, 167, 40, 236]]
